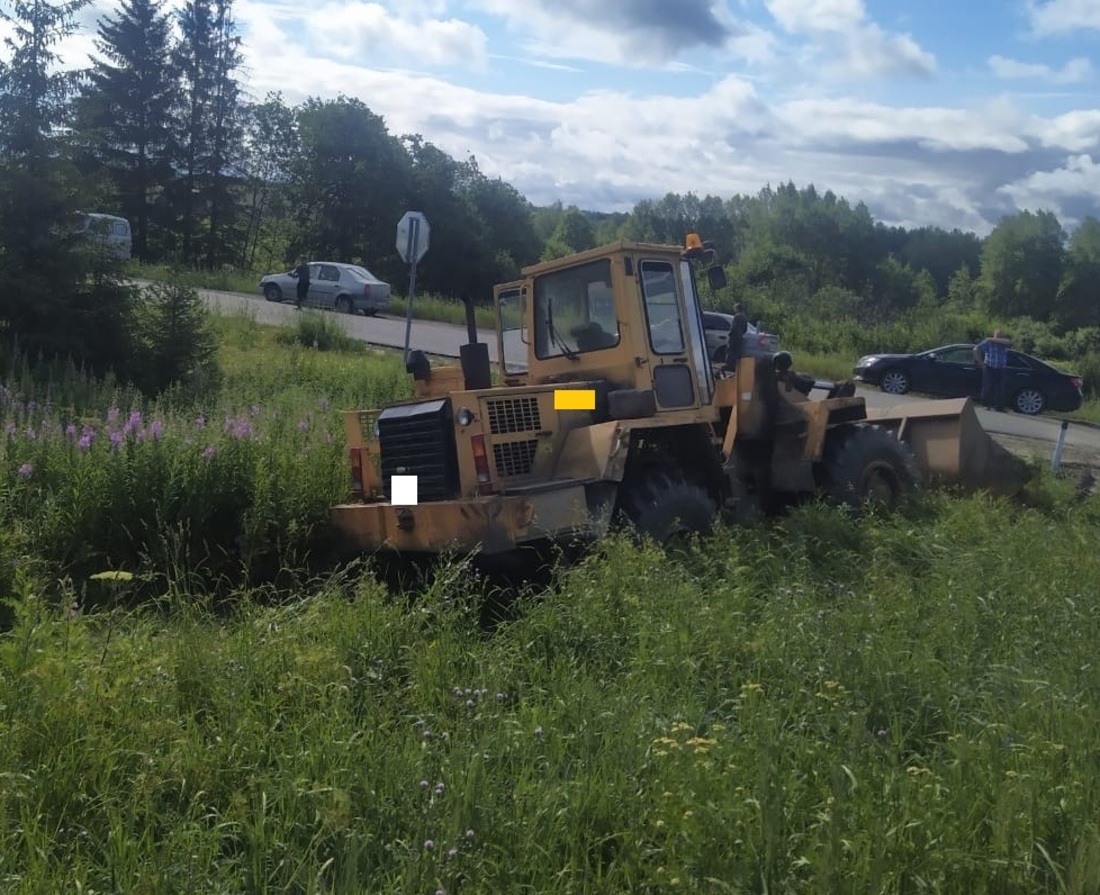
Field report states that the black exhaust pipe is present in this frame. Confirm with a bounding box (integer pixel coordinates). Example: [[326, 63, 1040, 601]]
[[459, 293, 492, 391]]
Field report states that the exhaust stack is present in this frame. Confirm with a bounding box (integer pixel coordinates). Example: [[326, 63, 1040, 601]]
[[459, 293, 492, 391]]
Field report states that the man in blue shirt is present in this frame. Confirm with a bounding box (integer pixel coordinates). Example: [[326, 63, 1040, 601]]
[[973, 329, 1010, 411]]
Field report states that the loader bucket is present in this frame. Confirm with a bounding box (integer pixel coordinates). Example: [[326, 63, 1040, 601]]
[[864, 398, 1031, 497]]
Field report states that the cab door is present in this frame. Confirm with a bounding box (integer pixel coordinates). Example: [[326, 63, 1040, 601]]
[[638, 258, 708, 410]]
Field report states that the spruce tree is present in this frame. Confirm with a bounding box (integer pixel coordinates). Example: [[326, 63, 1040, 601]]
[[171, 0, 244, 267], [77, 0, 177, 260]]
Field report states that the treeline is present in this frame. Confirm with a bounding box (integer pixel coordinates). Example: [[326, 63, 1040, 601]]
[[2, 0, 1099, 393]]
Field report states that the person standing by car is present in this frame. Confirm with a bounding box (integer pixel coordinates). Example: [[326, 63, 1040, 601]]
[[974, 329, 1010, 411], [292, 258, 310, 310]]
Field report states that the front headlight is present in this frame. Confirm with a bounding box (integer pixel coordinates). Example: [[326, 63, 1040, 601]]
[[856, 356, 879, 366], [456, 407, 475, 428]]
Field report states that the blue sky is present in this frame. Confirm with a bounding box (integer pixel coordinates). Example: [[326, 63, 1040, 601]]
[[54, 0, 1100, 235]]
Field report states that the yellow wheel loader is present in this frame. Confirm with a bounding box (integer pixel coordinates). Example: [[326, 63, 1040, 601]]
[[331, 236, 1028, 560]]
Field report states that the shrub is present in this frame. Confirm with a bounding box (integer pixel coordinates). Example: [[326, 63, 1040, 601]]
[[275, 310, 365, 353]]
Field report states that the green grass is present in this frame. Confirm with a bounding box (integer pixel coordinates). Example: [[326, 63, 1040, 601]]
[[5, 304, 1100, 892], [3, 491, 1100, 892]]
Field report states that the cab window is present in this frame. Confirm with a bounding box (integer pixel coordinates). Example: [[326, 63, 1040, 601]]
[[499, 288, 528, 374], [641, 260, 685, 354], [533, 259, 619, 359]]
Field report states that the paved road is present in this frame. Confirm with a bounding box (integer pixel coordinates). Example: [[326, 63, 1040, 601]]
[[196, 285, 499, 360], [192, 283, 1100, 458]]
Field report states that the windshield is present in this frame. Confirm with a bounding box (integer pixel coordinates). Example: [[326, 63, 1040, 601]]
[[498, 288, 528, 374], [345, 266, 380, 282], [533, 259, 618, 360]]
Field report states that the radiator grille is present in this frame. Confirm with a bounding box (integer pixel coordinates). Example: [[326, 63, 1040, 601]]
[[377, 399, 459, 501], [493, 439, 538, 478], [486, 397, 541, 435]]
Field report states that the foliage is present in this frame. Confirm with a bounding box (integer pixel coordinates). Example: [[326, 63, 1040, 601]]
[[274, 309, 366, 353], [291, 96, 411, 276], [3, 491, 1100, 890], [0, 319, 411, 592], [73, 0, 177, 262], [128, 280, 221, 396], [980, 210, 1066, 322]]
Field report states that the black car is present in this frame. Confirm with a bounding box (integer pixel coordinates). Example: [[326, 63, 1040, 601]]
[[853, 343, 1084, 415]]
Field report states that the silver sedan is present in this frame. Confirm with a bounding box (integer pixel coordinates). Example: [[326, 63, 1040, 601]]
[[259, 262, 392, 316]]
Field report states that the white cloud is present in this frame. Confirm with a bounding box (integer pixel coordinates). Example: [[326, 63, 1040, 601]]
[[305, 3, 488, 69], [764, 0, 865, 32], [1030, 0, 1100, 35], [998, 154, 1100, 226], [763, 0, 935, 79], [989, 54, 1093, 83]]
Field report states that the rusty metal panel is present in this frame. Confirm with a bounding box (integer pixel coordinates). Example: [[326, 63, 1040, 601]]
[[330, 485, 598, 555]]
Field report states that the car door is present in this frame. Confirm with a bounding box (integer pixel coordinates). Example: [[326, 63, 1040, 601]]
[[1004, 351, 1036, 400], [930, 346, 982, 398], [311, 265, 339, 307], [702, 313, 731, 358]]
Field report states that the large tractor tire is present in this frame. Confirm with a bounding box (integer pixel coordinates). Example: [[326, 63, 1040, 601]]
[[618, 469, 718, 546], [819, 424, 920, 510]]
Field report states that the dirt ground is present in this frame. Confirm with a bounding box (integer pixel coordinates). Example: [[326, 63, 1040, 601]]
[[993, 432, 1100, 494]]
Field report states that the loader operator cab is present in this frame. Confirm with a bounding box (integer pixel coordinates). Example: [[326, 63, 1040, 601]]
[[494, 236, 721, 411]]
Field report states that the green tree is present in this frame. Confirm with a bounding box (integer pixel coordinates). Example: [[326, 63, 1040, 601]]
[[239, 92, 298, 269], [1055, 217, 1100, 330], [130, 280, 220, 395], [0, 0, 134, 371], [75, 0, 178, 260], [979, 210, 1065, 321], [169, 0, 245, 266], [542, 205, 595, 260], [291, 96, 410, 274]]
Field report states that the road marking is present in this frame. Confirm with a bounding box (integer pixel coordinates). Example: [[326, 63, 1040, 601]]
[[391, 475, 418, 506], [554, 389, 596, 411]]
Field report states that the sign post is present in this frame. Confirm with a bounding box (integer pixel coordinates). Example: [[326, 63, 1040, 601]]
[[396, 211, 431, 364]]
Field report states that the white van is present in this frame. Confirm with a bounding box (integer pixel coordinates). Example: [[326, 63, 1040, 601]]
[[74, 212, 132, 261]]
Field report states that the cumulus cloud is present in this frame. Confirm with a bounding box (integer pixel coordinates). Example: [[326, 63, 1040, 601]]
[[469, 0, 753, 66], [998, 154, 1100, 226], [989, 54, 1093, 83], [762, 0, 935, 79], [297, 3, 488, 69], [1030, 0, 1100, 35]]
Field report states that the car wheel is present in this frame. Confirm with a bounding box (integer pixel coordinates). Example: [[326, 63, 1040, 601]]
[[264, 284, 282, 302], [1014, 387, 1045, 415], [364, 308, 379, 317], [880, 368, 911, 395], [336, 295, 353, 314]]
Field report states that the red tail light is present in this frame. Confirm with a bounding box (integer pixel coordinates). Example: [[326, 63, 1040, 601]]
[[1071, 377, 1083, 391], [471, 435, 492, 486], [363, 283, 371, 299], [349, 447, 364, 494]]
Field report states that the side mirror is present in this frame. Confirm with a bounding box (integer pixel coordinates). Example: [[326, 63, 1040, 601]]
[[707, 265, 727, 291]]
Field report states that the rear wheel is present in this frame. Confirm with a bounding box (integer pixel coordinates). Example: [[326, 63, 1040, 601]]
[[1014, 387, 1045, 415], [336, 295, 354, 314], [264, 284, 282, 302], [880, 368, 911, 395], [617, 469, 718, 547], [820, 424, 920, 509]]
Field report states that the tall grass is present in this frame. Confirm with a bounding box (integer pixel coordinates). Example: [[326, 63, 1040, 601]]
[[0, 314, 412, 594], [3, 489, 1100, 891]]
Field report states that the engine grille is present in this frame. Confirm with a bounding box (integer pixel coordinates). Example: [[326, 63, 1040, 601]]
[[377, 399, 459, 502], [493, 439, 538, 478], [486, 397, 541, 435]]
